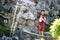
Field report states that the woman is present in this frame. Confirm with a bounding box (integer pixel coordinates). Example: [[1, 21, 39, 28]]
[[38, 10, 46, 36]]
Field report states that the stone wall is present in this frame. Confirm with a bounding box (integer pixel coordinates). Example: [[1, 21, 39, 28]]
[[12, 0, 60, 33], [0, 0, 60, 38]]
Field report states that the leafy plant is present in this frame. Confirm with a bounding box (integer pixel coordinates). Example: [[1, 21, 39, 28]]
[[50, 18, 60, 39], [0, 21, 11, 37], [45, 24, 50, 32], [58, 36, 60, 40]]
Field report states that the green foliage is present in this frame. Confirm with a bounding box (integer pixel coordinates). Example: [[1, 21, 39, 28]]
[[50, 18, 60, 38], [58, 36, 60, 40], [0, 13, 11, 37], [0, 21, 11, 37], [44, 24, 50, 32]]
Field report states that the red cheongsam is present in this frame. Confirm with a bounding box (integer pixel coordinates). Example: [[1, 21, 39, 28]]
[[38, 15, 46, 31]]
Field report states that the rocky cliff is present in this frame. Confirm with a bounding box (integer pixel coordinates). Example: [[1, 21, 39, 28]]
[[0, 0, 60, 36], [11, 0, 60, 34]]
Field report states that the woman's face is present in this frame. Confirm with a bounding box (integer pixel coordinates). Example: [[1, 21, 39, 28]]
[[41, 11, 45, 15]]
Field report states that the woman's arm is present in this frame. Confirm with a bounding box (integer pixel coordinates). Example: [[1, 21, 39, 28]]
[[43, 17, 46, 22]]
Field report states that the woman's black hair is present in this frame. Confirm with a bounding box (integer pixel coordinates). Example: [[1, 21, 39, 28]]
[[40, 10, 46, 16], [37, 10, 45, 18], [41, 10, 45, 12]]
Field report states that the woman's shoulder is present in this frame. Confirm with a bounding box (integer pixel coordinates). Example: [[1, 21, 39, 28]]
[[41, 15, 46, 18], [43, 15, 46, 17], [40, 15, 46, 17]]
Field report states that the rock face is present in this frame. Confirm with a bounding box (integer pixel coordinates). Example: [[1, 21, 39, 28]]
[[0, 0, 60, 40], [11, 0, 60, 32], [11, 0, 38, 34], [0, 0, 60, 24], [11, 0, 60, 40]]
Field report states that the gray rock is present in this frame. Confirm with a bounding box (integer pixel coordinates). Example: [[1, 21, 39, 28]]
[[1, 0, 60, 40], [22, 11, 35, 20]]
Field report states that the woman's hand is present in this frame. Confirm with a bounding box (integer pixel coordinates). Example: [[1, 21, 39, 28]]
[[43, 17, 46, 22]]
